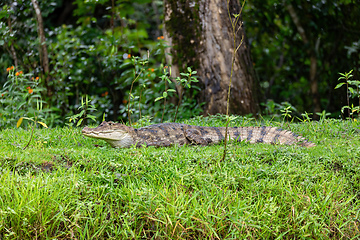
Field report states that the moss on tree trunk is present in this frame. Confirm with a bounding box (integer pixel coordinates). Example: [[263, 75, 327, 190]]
[[164, 0, 260, 116]]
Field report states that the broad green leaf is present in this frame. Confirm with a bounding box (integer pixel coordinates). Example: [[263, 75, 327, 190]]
[[348, 80, 360, 85], [87, 115, 97, 121], [77, 118, 83, 127], [110, 45, 117, 55], [334, 83, 345, 89], [155, 97, 163, 102]]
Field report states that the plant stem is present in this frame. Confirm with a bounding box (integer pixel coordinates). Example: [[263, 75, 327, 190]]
[[356, 85, 360, 118], [346, 80, 350, 118], [139, 88, 142, 125], [173, 86, 182, 122], [161, 79, 168, 123], [127, 65, 144, 125], [222, 0, 245, 162], [23, 122, 35, 150]]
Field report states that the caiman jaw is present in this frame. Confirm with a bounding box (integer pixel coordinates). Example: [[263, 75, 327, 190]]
[[82, 122, 134, 148]]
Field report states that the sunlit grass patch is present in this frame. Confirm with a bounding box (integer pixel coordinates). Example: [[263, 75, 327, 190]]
[[0, 118, 359, 239]]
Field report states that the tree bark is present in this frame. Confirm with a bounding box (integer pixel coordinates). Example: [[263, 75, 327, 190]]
[[31, 0, 51, 96], [164, 0, 259, 116]]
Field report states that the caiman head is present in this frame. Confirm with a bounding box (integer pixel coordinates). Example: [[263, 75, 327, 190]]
[[82, 121, 134, 148]]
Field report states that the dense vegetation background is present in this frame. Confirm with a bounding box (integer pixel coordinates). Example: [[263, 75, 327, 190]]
[[0, 0, 359, 128], [1, 2, 360, 238]]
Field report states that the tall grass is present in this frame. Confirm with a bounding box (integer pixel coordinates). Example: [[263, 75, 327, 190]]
[[0, 116, 359, 239]]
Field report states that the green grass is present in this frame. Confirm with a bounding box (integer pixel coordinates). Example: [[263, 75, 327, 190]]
[[0, 116, 360, 239]]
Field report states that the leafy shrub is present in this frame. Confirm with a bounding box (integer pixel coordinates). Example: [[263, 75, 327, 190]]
[[335, 70, 360, 119], [0, 67, 50, 128]]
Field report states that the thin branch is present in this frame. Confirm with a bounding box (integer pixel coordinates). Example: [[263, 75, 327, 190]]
[[127, 67, 144, 125], [7, 17, 18, 67], [173, 87, 182, 122], [111, 0, 115, 35], [235, 35, 245, 52], [285, 4, 308, 44], [23, 122, 35, 150], [222, 0, 246, 162]]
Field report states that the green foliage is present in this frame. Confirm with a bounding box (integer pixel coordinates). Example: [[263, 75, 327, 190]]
[[298, 111, 313, 123], [154, 67, 176, 103], [0, 67, 49, 149], [17, 116, 48, 150], [1, 0, 359, 126], [315, 110, 331, 123], [125, 55, 149, 124], [173, 66, 199, 121], [261, 100, 298, 121], [2, 0, 201, 126], [0, 0, 57, 74], [66, 95, 98, 127], [154, 66, 199, 122], [0, 67, 49, 129], [178, 67, 199, 89], [120, 48, 203, 123], [280, 105, 292, 123], [335, 70, 360, 119], [245, 1, 360, 115]]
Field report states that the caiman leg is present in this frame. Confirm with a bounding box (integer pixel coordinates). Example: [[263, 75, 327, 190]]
[[145, 140, 173, 147], [185, 129, 213, 146]]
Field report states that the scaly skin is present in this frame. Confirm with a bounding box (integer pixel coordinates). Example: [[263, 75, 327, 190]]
[[82, 121, 316, 148]]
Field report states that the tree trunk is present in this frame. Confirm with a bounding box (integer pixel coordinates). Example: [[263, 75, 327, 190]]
[[31, 0, 52, 96], [164, 0, 259, 116], [286, 3, 321, 117]]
